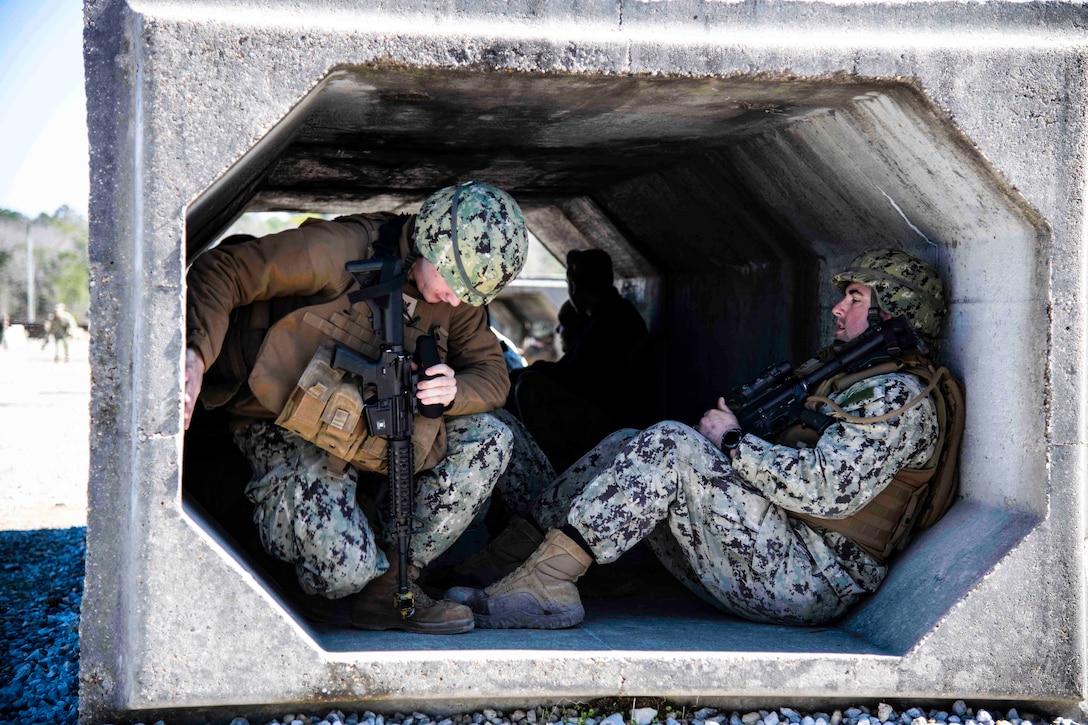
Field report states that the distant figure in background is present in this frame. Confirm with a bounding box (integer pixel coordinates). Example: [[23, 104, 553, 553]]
[[44, 304, 78, 363], [555, 300, 584, 356], [0, 314, 8, 350], [520, 321, 559, 365], [507, 248, 652, 472]]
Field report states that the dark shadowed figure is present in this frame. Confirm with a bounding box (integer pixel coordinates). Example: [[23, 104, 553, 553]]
[[506, 248, 653, 473]]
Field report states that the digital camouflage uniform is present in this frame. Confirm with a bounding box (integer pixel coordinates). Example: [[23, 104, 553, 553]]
[[413, 183, 527, 307], [490, 408, 557, 521], [504, 370, 939, 626], [236, 414, 511, 598], [46, 308, 77, 362]]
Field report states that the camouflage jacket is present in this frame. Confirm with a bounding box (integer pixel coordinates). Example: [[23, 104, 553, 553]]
[[48, 311, 77, 339], [731, 371, 940, 591], [186, 214, 509, 470]]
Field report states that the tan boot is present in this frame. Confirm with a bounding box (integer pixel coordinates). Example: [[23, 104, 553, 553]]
[[451, 516, 545, 587], [350, 564, 474, 634], [469, 529, 593, 629]]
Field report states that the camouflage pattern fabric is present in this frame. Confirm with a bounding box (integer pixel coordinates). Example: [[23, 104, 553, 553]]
[[500, 424, 724, 609], [399, 413, 512, 567], [514, 371, 938, 626], [832, 249, 946, 338], [414, 182, 528, 306], [489, 408, 558, 520], [235, 413, 512, 599], [531, 427, 638, 530]]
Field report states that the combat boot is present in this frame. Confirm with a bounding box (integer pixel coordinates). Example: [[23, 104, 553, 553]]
[[452, 516, 545, 587], [468, 529, 593, 629], [350, 563, 474, 634]]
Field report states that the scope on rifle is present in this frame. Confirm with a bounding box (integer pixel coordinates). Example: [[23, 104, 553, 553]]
[[723, 315, 927, 443], [730, 361, 794, 404]]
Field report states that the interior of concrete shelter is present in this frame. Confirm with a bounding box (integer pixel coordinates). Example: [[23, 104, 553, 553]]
[[182, 65, 1049, 658]]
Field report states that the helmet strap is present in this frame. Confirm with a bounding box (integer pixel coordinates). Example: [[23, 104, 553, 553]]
[[448, 182, 486, 303], [868, 293, 882, 327], [446, 183, 472, 293]]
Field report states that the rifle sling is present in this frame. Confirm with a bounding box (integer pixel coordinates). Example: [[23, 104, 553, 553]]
[[806, 364, 948, 427]]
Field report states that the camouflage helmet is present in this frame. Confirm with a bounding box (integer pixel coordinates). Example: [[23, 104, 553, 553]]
[[832, 248, 947, 338], [413, 181, 528, 306]]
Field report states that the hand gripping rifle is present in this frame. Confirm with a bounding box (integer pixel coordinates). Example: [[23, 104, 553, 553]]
[[329, 257, 444, 620], [720, 315, 928, 449]]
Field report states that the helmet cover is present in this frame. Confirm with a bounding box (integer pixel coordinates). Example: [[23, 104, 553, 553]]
[[413, 182, 528, 306], [832, 248, 947, 338]]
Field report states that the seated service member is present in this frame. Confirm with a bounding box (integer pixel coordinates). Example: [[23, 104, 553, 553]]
[[453, 249, 957, 628], [507, 249, 652, 472], [184, 182, 528, 634]]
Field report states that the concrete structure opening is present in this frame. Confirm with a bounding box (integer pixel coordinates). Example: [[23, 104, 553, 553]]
[[182, 65, 1046, 657], [85, 2, 1088, 720]]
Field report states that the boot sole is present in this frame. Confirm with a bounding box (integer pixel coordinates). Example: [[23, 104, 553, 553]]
[[349, 616, 475, 634], [473, 603, 584, 630]]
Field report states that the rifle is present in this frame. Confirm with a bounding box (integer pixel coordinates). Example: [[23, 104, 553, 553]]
[[329, 258, 443, 619], [721, 315, 927, 448]]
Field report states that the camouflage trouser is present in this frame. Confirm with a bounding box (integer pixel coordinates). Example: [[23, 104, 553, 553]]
[[489, 408, 557, 520], [530, 421, 863, 626], [52, 336, 69, 361], [234, 413, 512, 599]]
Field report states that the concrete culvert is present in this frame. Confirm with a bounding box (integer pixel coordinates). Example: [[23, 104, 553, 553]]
[[185, 64, 1045, 652], [83, 3, 1077, 723]]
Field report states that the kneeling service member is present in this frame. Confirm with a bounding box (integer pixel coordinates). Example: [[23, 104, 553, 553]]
[[185, 182, 528, 634]]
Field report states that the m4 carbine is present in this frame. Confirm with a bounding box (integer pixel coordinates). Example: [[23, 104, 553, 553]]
[[329, 258, 443, 619], [722, 315, 927, 448]]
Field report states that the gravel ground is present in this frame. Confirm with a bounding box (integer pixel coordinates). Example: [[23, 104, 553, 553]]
[[0, 527, 83, 725], [0, 334, 1084, 725], [0, 333, 87, 724]]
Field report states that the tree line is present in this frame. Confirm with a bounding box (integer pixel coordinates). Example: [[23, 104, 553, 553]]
[[0, 207, 89, 325]]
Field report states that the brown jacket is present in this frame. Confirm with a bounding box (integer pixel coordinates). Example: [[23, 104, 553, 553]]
[[186, 213, 509, 470]]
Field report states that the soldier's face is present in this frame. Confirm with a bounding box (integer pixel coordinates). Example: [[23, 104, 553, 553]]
[[410, 258, 461, 307], [832, 282, 876, 342]]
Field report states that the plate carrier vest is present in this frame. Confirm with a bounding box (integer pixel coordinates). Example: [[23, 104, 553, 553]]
[[785, 359, 966, 563]]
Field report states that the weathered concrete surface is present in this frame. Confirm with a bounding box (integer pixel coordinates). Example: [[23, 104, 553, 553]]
[[82, 0, 1086, 723]]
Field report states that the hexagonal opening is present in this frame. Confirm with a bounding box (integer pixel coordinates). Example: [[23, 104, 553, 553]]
[[182, 65, 1047, 656]]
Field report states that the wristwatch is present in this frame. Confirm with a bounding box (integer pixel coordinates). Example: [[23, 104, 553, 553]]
[[719, 428, 743, 452]]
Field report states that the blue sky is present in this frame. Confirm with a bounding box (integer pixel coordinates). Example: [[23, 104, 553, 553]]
[[0, 0, 87, 218]]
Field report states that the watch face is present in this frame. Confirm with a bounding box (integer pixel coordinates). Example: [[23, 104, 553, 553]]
[[721, 429, 743, 450]]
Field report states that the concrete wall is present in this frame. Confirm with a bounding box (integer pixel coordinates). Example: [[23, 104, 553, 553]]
[[82, 1, 1087, 723]]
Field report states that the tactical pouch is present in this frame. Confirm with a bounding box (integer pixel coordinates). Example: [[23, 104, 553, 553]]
[[276, 345, 370, 464]]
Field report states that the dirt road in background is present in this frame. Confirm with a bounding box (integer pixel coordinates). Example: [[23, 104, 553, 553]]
[[0, 328, 89, 530]]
